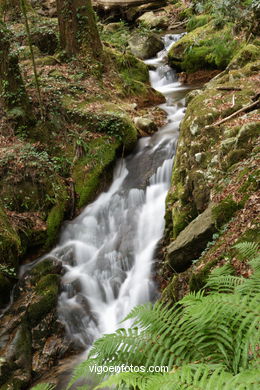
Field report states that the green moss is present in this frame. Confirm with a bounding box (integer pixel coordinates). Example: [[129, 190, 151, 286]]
[[168, 23, 238, 72], [73, 137, 120, 208], [229, 44, 260, 69], [189, 257, 220, 292], [0, 205, 21, 270], [236, 122, 260, 148], [172, 205, 195, 238], [35, 55, 57, 66], [179, 6, 193, 21], [225, 148, 248, 168], [187, 15, 212, 31], [46, 201, 66, 248], [35, 273, 59, 294], [28, 274, 59, 326], [161, 275, 180, 303], [30, 258, 59, 283], [0, 272, 13, 306], [212, 196, 242, 228], [109, 48, 149, 84]]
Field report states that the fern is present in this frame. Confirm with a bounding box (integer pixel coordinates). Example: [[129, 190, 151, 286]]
[[233, 241, 259, 261], [36, 241, 259, 390], [30, 384, 54, 390]]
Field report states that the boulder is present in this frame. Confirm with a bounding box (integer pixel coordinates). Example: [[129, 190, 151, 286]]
[[104, 22, 124, 32], [0, 257, 74, 389], [128, 33, 164, 60], [134, 117, 158, 134], [31, 0, 57, 17], [137, 11, 168, 29], [167, 204, 217, 272]]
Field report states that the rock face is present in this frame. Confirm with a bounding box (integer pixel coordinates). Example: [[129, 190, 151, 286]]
[[0, 258, 75, 390], [167, 204, 216, 272], [128, 33, 164, 60]]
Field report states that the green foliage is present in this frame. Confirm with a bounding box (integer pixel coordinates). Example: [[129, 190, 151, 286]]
[[100, 21, 130, 50], [187, 15, 212, 31], [0, 264, 16, 277], [62, 241, 260, 390], [182, 34, 238, 72], [29, 384, 54, 390]]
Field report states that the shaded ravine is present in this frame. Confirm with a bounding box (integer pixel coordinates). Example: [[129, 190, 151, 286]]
[[46, 34, 190, 350]]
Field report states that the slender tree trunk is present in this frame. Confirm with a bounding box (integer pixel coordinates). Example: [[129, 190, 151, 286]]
[[0, 21, 30, 114], [56, 0, 103, 61]]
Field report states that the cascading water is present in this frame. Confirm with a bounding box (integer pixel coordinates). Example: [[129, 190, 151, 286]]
[[46, 34, 191, 349]]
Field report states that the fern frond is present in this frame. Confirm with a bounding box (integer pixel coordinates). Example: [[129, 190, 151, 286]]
[[67, 241, 260, 389], [31, 384, 54, 390], [206, 275, 244, 293], [233, 241, 259, 261]]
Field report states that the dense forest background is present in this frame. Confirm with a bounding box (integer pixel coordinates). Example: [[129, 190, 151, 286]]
[[0, 0, 259, 389]]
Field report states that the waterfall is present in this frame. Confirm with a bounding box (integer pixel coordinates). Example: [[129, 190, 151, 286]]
[[45, 34, 191, 349]]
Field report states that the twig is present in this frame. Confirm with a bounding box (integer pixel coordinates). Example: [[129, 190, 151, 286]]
[[216, 87, 242, 91], [205, 99, 260, 129]]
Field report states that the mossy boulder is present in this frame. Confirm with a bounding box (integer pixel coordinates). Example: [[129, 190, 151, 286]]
[[0, 206, 21, 271], [212, 196, 242, 228], [236, 122, 260, 148], [28, 274, 59, 327], [72, 136, 120, 208], [229, 44, 260, 70], [168, 23, 238, 73]]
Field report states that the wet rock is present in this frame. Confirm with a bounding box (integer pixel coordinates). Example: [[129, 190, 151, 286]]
[[137, 11, 168, 29], [167, 204, 216, 272], [128, 33, 164, 60], [0, 257, 74, 389], [134, 117, 158, 134]]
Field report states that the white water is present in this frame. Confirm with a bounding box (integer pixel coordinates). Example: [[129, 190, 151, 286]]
[[45, 34, 191, 349]]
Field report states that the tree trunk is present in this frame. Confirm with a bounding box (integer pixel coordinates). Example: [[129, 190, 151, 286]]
[[56, 0, 103, 61], [0, 22, 30, 119]]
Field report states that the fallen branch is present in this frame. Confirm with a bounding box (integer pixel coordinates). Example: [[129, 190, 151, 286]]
[[216, 87, 242, 91], [169, 19, 188, 29], [205, 99, 260, 129]]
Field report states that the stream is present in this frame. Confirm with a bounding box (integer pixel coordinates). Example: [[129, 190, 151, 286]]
[[47, 33, 190, 350]]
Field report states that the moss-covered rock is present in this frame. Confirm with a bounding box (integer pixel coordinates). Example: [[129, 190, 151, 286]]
[[168, 23, 238, 73], [72, 136, 120, 208], [28, 274, 59, 327], [0, 206, 21, 271], [187, 14, 212, 31], [212, 196, 242, 228], [229, 44, 260, 69]]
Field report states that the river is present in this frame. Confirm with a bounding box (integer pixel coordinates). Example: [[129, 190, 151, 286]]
[[47, 33, 190, 351]]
